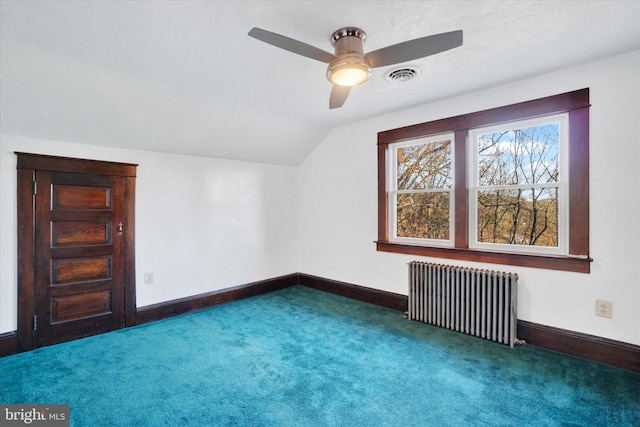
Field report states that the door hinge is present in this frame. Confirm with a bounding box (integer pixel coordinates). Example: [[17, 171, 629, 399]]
[[33, 181, 37, 195], [33, 314, 37, 331]]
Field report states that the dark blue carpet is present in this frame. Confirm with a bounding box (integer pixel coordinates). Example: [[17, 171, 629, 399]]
[[1, 286, 639, 426]]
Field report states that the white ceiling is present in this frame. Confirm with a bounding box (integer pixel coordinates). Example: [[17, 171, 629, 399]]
[[1, 1, 639, 166]]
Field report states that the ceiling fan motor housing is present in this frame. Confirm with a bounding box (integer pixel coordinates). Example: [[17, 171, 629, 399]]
[[327, 27, 372, 86]]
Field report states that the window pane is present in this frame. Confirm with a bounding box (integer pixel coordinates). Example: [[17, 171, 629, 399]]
[[397, 192, 450, 240], [397, 139, 452, 190], [477, 123, 559, 186], [477, 188, 558, 247]]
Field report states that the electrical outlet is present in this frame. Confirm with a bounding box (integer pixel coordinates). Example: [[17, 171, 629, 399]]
[[144, 271, 154, 285], [595, 299, 612, 319]]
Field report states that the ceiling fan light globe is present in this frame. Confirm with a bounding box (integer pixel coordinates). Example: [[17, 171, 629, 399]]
[[330, 66, 370, 86], [326, 56, 372, 87]]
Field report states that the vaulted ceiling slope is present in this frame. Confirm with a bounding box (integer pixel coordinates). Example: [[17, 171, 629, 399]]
[[1, 1, 639, 166]]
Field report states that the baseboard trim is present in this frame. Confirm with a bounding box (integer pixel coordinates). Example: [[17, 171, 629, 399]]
[[136, 273, 297, 325], [297, 273, 408, 312], [3, 272, 639, 373], [0, 331, 17, 357], [517, 320, 640, 373], [298, 274, 639, 374]]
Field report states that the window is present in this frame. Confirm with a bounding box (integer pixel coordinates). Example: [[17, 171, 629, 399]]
[[377, 89, 591, 273], [389, 134, 454, 246], [469, 114, 567, 255]]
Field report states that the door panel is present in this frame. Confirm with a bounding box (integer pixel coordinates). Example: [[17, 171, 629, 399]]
[[50, 290, 112, 324], [52, 221, 111, 246], [53, 184, 111, 210], [51, 255, 112, 284], [34, 171, 125, 347]]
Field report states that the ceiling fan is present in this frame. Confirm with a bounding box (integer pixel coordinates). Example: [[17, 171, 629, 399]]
[[248, 26, 463, 109]]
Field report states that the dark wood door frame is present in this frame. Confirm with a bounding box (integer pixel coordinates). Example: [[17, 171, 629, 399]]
[[16, 153, 137, 351]]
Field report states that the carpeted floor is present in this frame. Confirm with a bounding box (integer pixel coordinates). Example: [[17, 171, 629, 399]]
[[1, 285, 639, 426]]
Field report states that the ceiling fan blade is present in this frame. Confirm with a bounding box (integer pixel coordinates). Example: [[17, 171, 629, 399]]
[[329, 85, 351, 109], [248, 27, 336, 63], [366, 30, 463, 68]]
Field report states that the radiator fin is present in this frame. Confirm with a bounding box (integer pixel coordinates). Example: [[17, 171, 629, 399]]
[[408, 261, 518, 347]]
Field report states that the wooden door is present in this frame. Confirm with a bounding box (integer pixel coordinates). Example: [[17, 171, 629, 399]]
[[34, 171, 125, 346], [16, 153, 137, 351]]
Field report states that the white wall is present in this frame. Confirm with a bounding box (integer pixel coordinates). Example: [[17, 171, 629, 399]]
[[2, 50, 638, 347], [298, 49, 640, 346], [0, 136, 298, 333]]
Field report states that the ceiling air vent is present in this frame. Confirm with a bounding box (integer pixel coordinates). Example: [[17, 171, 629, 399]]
[[385, 67, 420, 82]]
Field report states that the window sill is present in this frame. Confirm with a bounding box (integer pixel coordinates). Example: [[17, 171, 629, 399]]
[[375, 241, 592, 273]]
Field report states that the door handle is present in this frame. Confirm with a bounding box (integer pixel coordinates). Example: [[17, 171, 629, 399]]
[[117, 222, 124, 234]]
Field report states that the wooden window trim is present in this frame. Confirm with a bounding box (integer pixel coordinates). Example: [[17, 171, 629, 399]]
[[376, 89, 592, 273]]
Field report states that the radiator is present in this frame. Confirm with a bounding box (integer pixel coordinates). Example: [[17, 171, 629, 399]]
[[408, 261, 519, 347]]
